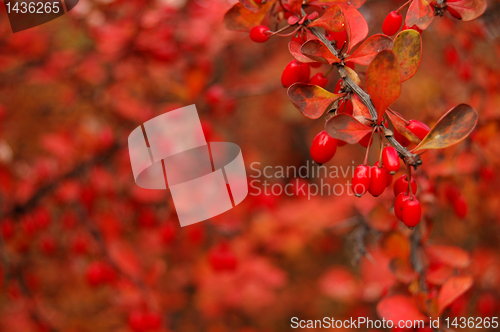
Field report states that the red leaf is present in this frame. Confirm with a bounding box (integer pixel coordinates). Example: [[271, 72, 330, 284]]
[[288, 83, 344, 119], [311, 0, 366, 8], [426, 264, 454, 286], [301, 40, 341, 64], [366, 50, 401, 124], [377, 295, 427, 322], [326, 114, 372, 144], [224, 2, 273, 31], [386, 110, 421, 144], [308, 5, 345, 32], [390, 258, 419, 284], [405, 0, 435, 30], [287, 0, 303, 15], [425, 245, 471, 269], [393, 29, 422, 82], [238, 0, 261, 13], [447, 0, 487, 21], [438, 276, 473, 315], [288, 41, 316, 63], [413, 104, 478, 151], [352, 95, 371, 119], [319, 266, 360, 303], [348, 34, 394, 66], [343, 6, 369, 50]]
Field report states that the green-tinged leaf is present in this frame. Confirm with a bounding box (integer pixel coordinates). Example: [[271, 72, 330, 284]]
[[345, 66, 361, 86], [413, 104, 478, 151], [352, 96, 371, 119], [406, 0, 434, 30], [326, 114, 372, 144], [343, 6, 369, 51], [289, 41, 316, 63], [447, 0, 487, 21], [386, 110, 421, 144], [438, 276, 473, 315], [348, 34, 394, 66], [288, 83, 344, 119], [301, 40, 341, 64], [224, 2, 273, 31], [238, 0, 260, 13], [308, 5, 345, 31], [366, 50, 401, 124], [377, 295, 427, 322], [393, 30, 422, 82]]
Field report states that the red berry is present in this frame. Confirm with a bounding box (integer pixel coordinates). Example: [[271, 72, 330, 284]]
[[205, 85, 225, 106], [85, 262, 115, 287], [208, 242, 238, 272], [393, 128, 411, 147], [402, 24, 423, 34], [333, 79, 343, 93], [395, 192, 411, 221], [40, 235, 56, 256], [160, 223, 176, 244], [382, 11, 403, 36], [310, 130, 337, 164], [326, 29, 348, 49], [369, 165, 388, 197], [128, 310, 162, 332], [444, 45, 460, 66], [393, 175, 417, 197], [337, 140, 347, 147], [308, 73, 328, 88], [291, 33, 306, 45], [281, 60, 310, 88], [382, 146, 400, 174], [338, 98, 353, 115], [352, 165, 371, 197], [477, 293, 497, 318], [407, 120, 430, 141], [71, 235, 88, 255], [1, 219, 15, 240], [138, 209, 157, 228], [309, 61, 322, 68], [447, 6, 462, 19], [250, 25, 271, 43], [359, 132, 373, 148], [453, 196, 468, 219], [402, 198, 421, 228]]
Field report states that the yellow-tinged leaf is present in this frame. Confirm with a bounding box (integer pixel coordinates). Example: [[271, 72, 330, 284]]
[[393, 30, 422, 82]]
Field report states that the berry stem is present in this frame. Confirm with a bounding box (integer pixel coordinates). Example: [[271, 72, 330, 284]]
[[268, 24, 296, 37], [387, 108, 410, 126], [396, 0, 412, 14], [363, 129, 376, 166]]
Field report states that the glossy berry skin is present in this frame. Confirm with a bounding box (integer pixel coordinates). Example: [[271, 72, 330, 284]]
[[208, 242, 237, 272], [393, 129, 411, 147], [447, 6, 462, 19], [382, 146, 400, 174], [382, 11, 403, 36], [407, 120, 430, 140], [326, 29, 347, 49], [395, 192, 411, 221], [402, 199, 421, 228], [128, 311, 162, 332], [281, 60, 310, 88], [453, 196, 468, 219], [393, 175, 417, 197], [352, 165, 371, 197], [369, 166, 388, 197], [250, 25, 270, 43], [310, 130, 337, 164], [309, 73, 328, 88], [85, 262, 116, 287]]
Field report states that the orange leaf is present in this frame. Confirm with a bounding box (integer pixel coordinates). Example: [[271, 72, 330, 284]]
[[288, 83, 344, 119], [386, 110, 421, 144], [308, 5, 345, 32], [377, 295, 427, 322], [366, 50, 401, 124], [438, 276, 473, 315], [319, 266, 360, 303], [224, 2, 273, 31], [326, 114, 372, 144], [348, 34, 394, 66], [238, 0, 261, 13], [425, 245, 471, 269], [390, 258, 419, 284], [288, 41, 316, 63], [405, 0, 434, 30], [393, 29, 422, 82], [413, 104, 478, 151], [287, 0, 303, 14], [352, 95, 371, 119], [447, 0, 487, 21], [343, 6, 369, 50], [301, 40, 341, 64]]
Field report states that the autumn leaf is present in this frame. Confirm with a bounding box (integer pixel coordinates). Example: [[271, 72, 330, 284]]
[[377, 295, 427, 322], [393, 29, 422, 82], [438, 276, 473, 315], [447, 0, 487, 21], [288, 83, 344, 119], [301, 40, 341, 64], [238, 0, 261, 13], [343, 6, 369, 50], [289, 41, 316, 63], [319, 266, 360, 303], [308, 5, 345, 32], [326, 114, 373, 144], [348, 34, 394, 66], [287, 0, 303, 14], [352, 95, 371, 119], [386, 110, 421, 144], [366, 50, 401, 124], [413, 104, 478, 151], [345, 66, 361, 86], [224, 2, 273, 31], [405, 0, 434, 30], [425, 245, 471, 269], [390, 258, 419, 284]]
